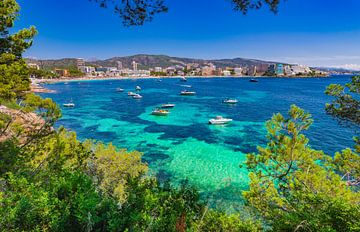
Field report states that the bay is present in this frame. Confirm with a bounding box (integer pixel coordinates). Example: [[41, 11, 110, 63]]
[[41, 76, 356, 210]]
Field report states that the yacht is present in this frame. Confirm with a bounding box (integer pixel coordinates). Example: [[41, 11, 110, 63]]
[[128, 91, 137, 96], [132, 94, 143, 99], [180, 77, 187, 82], [223, 98, 238, 104], [151, 108, 170, 116], [209, 116, 233, 125], [180, 90, 196, 96], [63, 103, 75, 107], [161, 103, 176, 109]]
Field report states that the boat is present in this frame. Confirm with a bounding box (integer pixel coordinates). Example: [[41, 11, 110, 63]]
[[180, 85, 192, 88], [180, 90, 196, 96], [180, 77, 187, 82], [132, 94, 143, 99], [63, 103, 75, 107], [249, 78, 258, 82], [151, 108, 170, 116], [209, 116, 233, 125], [116, 88, 124, 92], [135, 86, 141, 91], [128, 91, 137, 96], [223, 98, 238, 104], [161, 103, 176, 109]]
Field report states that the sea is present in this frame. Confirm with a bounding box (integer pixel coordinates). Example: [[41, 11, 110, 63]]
[[41, 75, 357, 210]]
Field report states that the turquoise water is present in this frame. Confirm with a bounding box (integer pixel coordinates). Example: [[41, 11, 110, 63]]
[[41, 76, 357, 210]]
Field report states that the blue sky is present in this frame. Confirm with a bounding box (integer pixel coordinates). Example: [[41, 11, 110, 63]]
[[15, 0, 360, 68]]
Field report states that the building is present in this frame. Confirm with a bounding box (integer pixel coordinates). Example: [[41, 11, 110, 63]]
[[291, 65, 311, 75], [76, 58, 85, 68], [186, 63, 200, 70], [27, 63, 40, 70], [154, 67, 163, 72], [166, 67, 176, 76], [177, 70, 185, 76], [213, 68, 223, 76], [54, 69, 69, 77], [79, 66, 96, 74], [255, 64, 270, 74], [201, 65, 216, 76], [284, 65, 294, 76], [276, 64, 284, 76], [222, 70, 231, 76], [248, 66, 257, 76], [234, 67, 243, 76], [267, 64, 276, 75], [132, 61, 138, 71], [117, 61, 123, 70]]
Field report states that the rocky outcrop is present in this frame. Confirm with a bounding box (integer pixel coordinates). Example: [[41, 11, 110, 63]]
[[0, 105, 46, 143]]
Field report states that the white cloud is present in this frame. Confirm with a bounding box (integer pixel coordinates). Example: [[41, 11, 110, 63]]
[[329, 64, 360, 71]]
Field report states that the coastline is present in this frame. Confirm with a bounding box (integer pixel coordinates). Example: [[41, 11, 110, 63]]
[[34, 74, 330, 84], [30, 74, 332, 93]]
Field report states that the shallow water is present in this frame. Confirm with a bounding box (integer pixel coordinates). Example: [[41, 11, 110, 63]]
[[41, 76, 357, 210]]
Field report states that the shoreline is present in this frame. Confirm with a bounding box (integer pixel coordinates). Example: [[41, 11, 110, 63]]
[[30, 74, 334, 94], [34, 74, 330, 84]]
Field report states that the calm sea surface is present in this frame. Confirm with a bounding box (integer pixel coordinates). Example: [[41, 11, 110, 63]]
[[41, 76, 357, 210]]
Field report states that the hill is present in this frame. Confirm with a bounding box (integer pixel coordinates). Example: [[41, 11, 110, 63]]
[[27, 54, 284, 70]]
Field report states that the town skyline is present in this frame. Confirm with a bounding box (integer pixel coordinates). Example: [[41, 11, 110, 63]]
[[15, 0, 360, 70]]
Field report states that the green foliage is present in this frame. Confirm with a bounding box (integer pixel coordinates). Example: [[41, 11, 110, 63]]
[[0, 0, 37, 58], [29, 67, 59, 79], [325, 75, 360, 125], [68, 68, 85, 77], [0, 54, 30, 100], [91, 0, 281, 26], [87, 142, 148, 202], [244, 105, 360, 231], [150, 71, 168, 76], [196, 210, 262, 232], [2, 1, 360, 232]]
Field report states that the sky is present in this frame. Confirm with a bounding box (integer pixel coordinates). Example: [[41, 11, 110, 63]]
[[14, 0, 360, 69]]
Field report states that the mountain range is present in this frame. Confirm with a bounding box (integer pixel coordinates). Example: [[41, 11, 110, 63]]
[[26, 54, 284, 70]]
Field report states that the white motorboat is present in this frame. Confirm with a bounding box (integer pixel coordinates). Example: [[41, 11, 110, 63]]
[[223, 98, 238, 104], [209, 116, 233, 125], [151, 108, 170, 116], [63, 103, 75, 107], [116, 88, 124, 92], [180, 77, 187, 82], [161, 103, 176, 109], [128, 91, 137, 96], [180, 85, 192, 88], [132, 94, 143, 99], [180, 90, 196, 96], [135, 86, 141, 91]]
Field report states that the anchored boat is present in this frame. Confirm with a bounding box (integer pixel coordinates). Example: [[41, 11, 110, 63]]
[[161, 103, 176, 109], [132, 94, 143, 99], [151, 108, 170, 116], [209, 116, 233, 125], [128, 91, 137, 96], [63, 103, 75, 107], [180, 77, 187, 82], [223, 98, 238, 104], [180, 90, 196, 96]]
